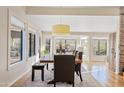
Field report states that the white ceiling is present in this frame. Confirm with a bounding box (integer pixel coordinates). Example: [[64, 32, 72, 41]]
[[28, 15, 119, 33], [26, 6, 119, 16]]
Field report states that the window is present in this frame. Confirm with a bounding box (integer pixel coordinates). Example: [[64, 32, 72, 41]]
[[65, 40, 76, 52], [55, 39, 76, 53], [81, 39, 89, 62], [10, 30, 23, 65], [93, 39, 107, 56], [41, 38, 51, 58], [29, 33, 36, 57], [39, 36, 41, 58], [8, 16, 25, 66], [45, 38, 51, 54]]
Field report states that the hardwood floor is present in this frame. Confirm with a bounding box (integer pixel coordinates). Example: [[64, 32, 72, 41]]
[[12, 62, 124, 87], [83, 62, 124, 87]]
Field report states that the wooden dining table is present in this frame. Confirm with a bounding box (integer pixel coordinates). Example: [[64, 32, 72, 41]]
[[40, 57, 82, 70], [40, 57, 54, 70]]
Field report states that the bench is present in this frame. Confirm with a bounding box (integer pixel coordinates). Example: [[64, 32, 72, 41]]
[[32, 63, 45, 81]]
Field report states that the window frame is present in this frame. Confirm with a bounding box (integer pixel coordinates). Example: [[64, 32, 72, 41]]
[[55, 39, 76, 53], [7, 13, 26, 70], [93, 39, 107, 56], [29, 33, 36, 57]]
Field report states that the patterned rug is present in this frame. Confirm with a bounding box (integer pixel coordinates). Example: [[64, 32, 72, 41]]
[[21, 64, 102, 87]]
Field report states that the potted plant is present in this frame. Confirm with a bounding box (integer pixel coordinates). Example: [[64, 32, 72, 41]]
[[41, 50, 49, 58]]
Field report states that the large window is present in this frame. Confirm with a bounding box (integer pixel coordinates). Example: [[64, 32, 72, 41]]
[[55, 39, 76, 53], [81, 39, 89, 62], [10, 30, 23, 65], [45, 38, 51, 54], [93, 39, 107, 56], [8, 15, 25, 66]]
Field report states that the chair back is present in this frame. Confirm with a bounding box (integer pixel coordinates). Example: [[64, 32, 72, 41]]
[[54, 55, 75, 82], [78, 52, 83, 60], [75, 52, 83, 74]]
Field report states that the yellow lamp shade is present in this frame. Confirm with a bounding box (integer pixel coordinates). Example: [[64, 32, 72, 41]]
[[52, 24, 70, 35]]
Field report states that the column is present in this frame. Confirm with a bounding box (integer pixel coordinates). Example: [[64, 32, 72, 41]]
[[116, 7, 124, 73]]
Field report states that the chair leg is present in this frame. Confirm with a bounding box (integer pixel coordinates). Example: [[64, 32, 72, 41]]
[[75, 64, 79, 76], [75, 69, 79, 76], [54, 82, 56, 87], [72, 82, 74, 87], [79, 71, 83, 82]]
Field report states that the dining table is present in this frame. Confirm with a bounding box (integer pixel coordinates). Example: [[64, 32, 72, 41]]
[[40, 56, 54, 70], [40, 54, 82, 85], [40, 55, 82, 70]]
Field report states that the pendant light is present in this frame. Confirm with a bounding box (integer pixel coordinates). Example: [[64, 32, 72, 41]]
[[52, 16, 70, 35]]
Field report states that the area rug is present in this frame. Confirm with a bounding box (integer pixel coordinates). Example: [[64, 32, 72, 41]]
[[20, 64, 102, 87]]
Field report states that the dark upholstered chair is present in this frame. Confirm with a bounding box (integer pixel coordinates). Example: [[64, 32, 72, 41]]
[[75, 52, 83, 82], [54, 55, 75, 87]]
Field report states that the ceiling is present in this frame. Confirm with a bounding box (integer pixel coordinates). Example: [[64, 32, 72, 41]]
[[26, 7, 120, 33], [28, 15, 119, 33], [26, 6, 119, 16]]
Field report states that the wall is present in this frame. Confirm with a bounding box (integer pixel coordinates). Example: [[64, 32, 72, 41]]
[[0, 7, 8, 86], [109, 33, 116, 71], [118, 7, 124, 73], [0, 6, 40, 86]]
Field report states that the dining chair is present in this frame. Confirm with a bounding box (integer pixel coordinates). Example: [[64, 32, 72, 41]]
[[75, 52, 83, 82], [54, 55, 75, 87]]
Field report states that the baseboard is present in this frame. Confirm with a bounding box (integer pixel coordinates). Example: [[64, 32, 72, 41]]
[[8, 69, 31, 87]]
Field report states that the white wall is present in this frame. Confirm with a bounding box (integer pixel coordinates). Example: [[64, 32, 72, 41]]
[[0, 7, 41, 86], [109, 33, 116, 71], [0, 7, 8, 86]]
